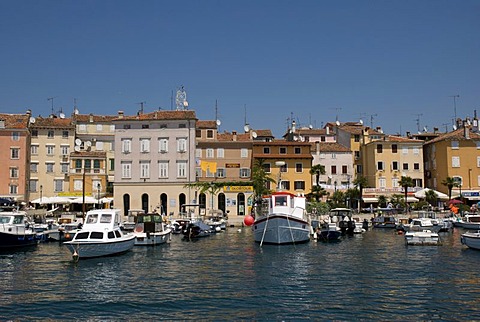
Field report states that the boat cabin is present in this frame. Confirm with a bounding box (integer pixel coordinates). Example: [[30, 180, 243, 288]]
[[73, 209, 123, 241], [257, 192, 306, 218]]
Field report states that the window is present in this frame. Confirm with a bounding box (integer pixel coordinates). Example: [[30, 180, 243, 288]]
[[294, 181, 305, 190], [342, 165, 347, 174], [477, 141, 480, 149], [31, 145, 38, 155], [403, 163, 409, 170], [12, 132, 19, 141], [377, 144, 383, 153], [477, 156, 480, 168], [331, 165, 337, 174], [195, 167, 202, 178], [377, 161, 384, 171], [413, 147, 420, 155], [414, 163, 420, 170], [216, 168, 226, 178], [177, 138, 187, 152], [217, 148, 224, 158], [240, 168, 250, 178], [29, 180, 38, 192], [141, 124, 149, 129], [263, 147, 270, 154], [46, 145, 54, 155], [354, 135, 360, 142], [79, 124, 87, 132], [207, 130, 214, 138], [158, 161, 169, 178], [392, 144, 397, 153], [263, 163, 271, 173], [96, 141, 104, 151], [140, 138, 150, 153], [378, 178, 386, 188], [206, 168, 215, 178], [294, 147, 301, 154], [54, 180, 63, 193], [62, 131, 69, 138], [356, 164, 363, 174], [402, 147, 408, 155], [321, 136, 326, 142], [121, 162, 132, 178], [10, 168, 18, 178], [31, 130, 38, 137], [279, 147, 287, 154], [241, 148, 248, 158], [453, 176, 462, 186], [413, 178, 422, 187], [280, 164, 287, 173], [9, 185, 17, 194], [123, 124, 131, 129], [206, 148, 214, 158], [196, 129, 202, 138], [74, 179, 83, 191], [451, 141, 459, 149], [392, 178, 399, 188], [61, 163, 69, 173], [122, 139, 132, 153], [10, 148, 19, 159], [85, 160, 91, 169], [331, 153, 336, 159], [178, 123, 186, 128], [140, 161, 150, 178], [30, 163, 38, 173], [47, 130, 54, 138], [280, 181, 290, 190], [296, 163, 303, 173], [158, 138, 168, 152], [61, 146, 69, 156], [392, 161, 399, 171], [75, 159, 82, 170], [354, 151, 360, 160], [452, 156, 460, 168], [177, 161, 187, 178], [110, 159, 115, 171], [46, 163, 54, 173]]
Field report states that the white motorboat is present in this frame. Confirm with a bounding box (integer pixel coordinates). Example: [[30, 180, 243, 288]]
[[0, 210, 38, 249], [251, 192, 310, 245], [455, 214, 480, 230], [122, 209, 145, 232], [63, 209, 135, 260], [461, 231, 480, 250], [402, 218, 439, 232], [373, 215, 398, 228], [133, 212, 172, 246], [405, 230, 440, 246]]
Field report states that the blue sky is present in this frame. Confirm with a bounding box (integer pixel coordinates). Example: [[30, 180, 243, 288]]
[[1, 0, 479, 137]]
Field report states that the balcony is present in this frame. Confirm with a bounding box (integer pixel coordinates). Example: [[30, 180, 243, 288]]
[[72, 168, 106, 174]]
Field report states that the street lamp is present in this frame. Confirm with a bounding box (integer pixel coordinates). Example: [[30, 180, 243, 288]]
[[334, 181, 337, 192], [97, 183, 101, 209], [40, 185, 43, 208]]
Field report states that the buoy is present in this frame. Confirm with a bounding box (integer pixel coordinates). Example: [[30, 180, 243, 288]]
[[243, 215, 255, 226], [72, 250, 79, 262]]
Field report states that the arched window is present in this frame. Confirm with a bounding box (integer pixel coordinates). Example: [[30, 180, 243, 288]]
[[218, 193, 226, 214], [123, 194, 130, 217], [179, 193, 186, 214], [199, 193, 206, 212], [142, 193, 149, 213], [160, 193, 168, 216]]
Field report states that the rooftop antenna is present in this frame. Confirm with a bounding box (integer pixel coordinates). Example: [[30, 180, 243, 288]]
[[47, 97, 57, 115], [370, 113, 378, 128], [244, 104, 248, 126], [175, 86, 187, 111], [137, 101, 146, 114], [170, 90, 174, 110], [73, 98, 79, 115], [449, 94, 460, 122], [414, 113, 423, 132], [215, 100, 221, 131], [442, 123, 449, 132]]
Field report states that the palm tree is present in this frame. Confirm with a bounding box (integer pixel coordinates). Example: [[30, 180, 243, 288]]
[[442, 176, 458, 201], [378, 195, 387, 208], [399, 176, 414, 212], [251, 158, 275, 200], [310, 185, 328, 202], [353, 175, 369, 212], [309, 164, 326, 186], [425, 189, 438, 209]]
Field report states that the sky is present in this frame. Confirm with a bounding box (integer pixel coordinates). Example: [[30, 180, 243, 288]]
[[1, 0, 479, 137]]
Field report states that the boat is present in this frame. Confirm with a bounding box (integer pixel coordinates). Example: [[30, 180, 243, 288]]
[[63, 209, 135, 260], [205, 214, 227, 232], [316, 222, 342, 241], [373, 215, 398, 228], [252, 191, 310, 245], [401, 218, 440, 233], [169, 218, 191, 234], [405, 230, 441, 246], [133, 212, 172, 246], [182, 220, 213, 240], [461, 231, 480, 250], [0, 210, 38, 249], [454, 213, 480, 230], [122, 209, 145, 232]]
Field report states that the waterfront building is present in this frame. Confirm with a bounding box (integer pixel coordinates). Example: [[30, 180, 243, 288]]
[[113, 110, 197, 218], [423, 124, 480, 202], [29, 115, 75, 204], [0, 112, 31, 203]]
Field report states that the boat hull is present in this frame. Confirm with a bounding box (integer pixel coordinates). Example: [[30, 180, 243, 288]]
[[134, 230, 171, 246], [317, 230, 342, 241], [461, 232, 480, 250], [0, 231, 38, 249], [405, 231, 440, 246], [253, 215, 310, 245], [64, 236, 135, 258]]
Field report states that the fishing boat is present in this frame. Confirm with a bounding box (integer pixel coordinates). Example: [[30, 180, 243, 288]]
[[461, 231, 480, 250], [251, 191, 310, 245], [0, 210, 38, 249], [405, 230, 441, 246], [63, 209, 135, 260], [133, 212, 172, 246]]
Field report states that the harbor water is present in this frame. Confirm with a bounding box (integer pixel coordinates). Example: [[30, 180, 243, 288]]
[[1, 227, 480, 321]]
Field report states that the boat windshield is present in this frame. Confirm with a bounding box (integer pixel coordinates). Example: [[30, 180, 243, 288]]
[[0, 216, 12, 224], [100, 214, 112, 223], [86, 214, 98, 224], [274, 196, 288, 206]]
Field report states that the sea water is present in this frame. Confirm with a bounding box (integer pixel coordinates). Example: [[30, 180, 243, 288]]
[[1, 227, 480, 321]]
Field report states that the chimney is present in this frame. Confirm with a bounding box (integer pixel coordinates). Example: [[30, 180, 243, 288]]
[[315, 141, 320, 154], [118, 111, 124, 119], [26, 109, 31, 116], [464, 125, 470, 139], [291, 120, 296, 133], [89, 113, 94, 123], [232, 131, 237, 141], [326, 126, 329, 135]]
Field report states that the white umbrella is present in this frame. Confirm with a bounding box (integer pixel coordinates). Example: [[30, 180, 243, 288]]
[[70, 196, 99, 204], [30, 197, 53, 204], [99, 197, 114, 204], [414, 188, 449, 201]]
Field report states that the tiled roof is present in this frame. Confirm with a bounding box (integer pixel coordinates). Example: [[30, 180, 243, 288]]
[[0, 113, 29, 129], [424, 127, 480, 145], [313, 142, 351, 152], [71, 151, 107, 158], [32, 116, 74, 129], [254, 129, 273, 137], [217, 132, 251, 141], [114, 110, 196, 121], [254, 139, 312, 146], [74, 114, 118, 123], [385, 135, 423, 143], [197, 120, 217, 129]]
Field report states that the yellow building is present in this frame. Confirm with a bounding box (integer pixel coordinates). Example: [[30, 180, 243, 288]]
[[424, 126, 480, 201]]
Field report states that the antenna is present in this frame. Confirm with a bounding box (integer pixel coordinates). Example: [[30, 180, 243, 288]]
[[244, 104, 247, 127], [370, 114, 378, 128], [73, 98, 79, 115], [47, 97, 57, 115], [414, 113, 423, 132], [137, 101, 146, 115], [449, 94, 460, 121]]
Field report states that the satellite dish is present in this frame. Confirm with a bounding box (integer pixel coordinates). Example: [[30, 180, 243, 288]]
[[251, 131, 257, 138], [216, 119, 221, 126], [300, 136, 305, 142], [29, 117, 36, 124], [309, 124, 313, 129], [335, 120, 340, 126], [74, 108, 79, 115], [85, 141, 92, 147], [359, 119, 363, 125], [183, 100, 189, 108], [74, 146, 81, 152], [75, 139, 82, 146], [423, 126, 428, 132], [244, 124, 250, 132], [453, 125, 457, 130], [59, 113, 65, 119]]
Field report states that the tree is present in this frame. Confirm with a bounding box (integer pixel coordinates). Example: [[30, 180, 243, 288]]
[[309, 164, 326, 186], [251, 158, 275, 199], [378, 195, 387, 208], [425, 189, 438, 208], [353, 175, 369, 212], [399, 176, 414, 212], [309, 185, 328, 202], [442, 176, 459, 201]]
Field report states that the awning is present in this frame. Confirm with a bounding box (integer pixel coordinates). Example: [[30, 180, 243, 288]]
[[465, 196, 480, 201], [362, 197, 378, 203], [406, 197, 419, 203]]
